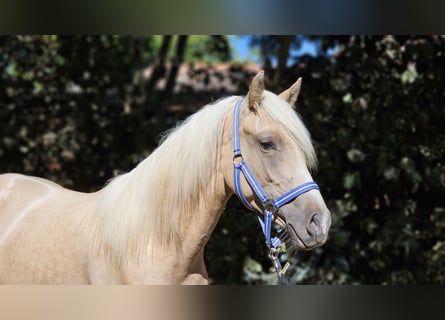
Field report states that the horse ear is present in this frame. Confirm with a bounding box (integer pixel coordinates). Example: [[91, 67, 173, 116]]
[[247, 70, 265, 111], [279, 77, 302, 108]]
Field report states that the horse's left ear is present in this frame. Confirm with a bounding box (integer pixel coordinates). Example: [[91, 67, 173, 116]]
[[247, 70, 265, 111], [279, 77, 302, 108]]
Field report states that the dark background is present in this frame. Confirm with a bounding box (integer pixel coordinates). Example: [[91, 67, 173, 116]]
[[1, 35, 444, 284]]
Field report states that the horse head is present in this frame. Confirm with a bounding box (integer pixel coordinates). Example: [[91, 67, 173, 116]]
[[223, 71, 331, 252]]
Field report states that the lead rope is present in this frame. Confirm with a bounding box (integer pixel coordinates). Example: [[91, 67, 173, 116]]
[[258, 216, 290, 285]]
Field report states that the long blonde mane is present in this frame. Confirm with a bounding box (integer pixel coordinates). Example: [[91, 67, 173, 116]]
[[94, 96, 238, 265], [93, 92, 316, 266]]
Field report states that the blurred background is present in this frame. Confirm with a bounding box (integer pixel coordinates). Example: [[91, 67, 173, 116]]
[[0, 35, 444, 284]]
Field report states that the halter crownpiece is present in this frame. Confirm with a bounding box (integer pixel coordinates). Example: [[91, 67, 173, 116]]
[[232, 98, 320, 283]]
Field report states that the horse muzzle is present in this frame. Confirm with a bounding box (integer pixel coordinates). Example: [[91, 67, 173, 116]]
[[282, 205, 331, 250]]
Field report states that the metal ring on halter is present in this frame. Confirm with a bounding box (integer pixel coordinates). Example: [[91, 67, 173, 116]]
[[263, 199, 278, 214]]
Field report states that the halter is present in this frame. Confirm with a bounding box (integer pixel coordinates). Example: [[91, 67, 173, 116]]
[[232, 98, 320, 284]]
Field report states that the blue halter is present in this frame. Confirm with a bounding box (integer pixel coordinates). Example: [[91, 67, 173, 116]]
[[232, 98, 320, 249]]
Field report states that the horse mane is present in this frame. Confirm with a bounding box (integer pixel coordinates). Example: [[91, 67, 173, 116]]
[[93, 91, 316, 267], [93, 96, 238, 266]]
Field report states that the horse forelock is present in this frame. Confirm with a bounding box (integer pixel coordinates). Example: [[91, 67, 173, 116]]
[[94, 96, 238, 267], [262, 91, 317, 171]]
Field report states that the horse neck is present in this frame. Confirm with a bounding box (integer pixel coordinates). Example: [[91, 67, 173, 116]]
[[94, 99, 236, 269], [178, 166, 231, 256]]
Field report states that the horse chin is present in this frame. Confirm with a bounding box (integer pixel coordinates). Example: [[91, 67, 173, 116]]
[[284, 222, 327, 256], [271, 214, 305, 255], [286, 223, 312, 251]]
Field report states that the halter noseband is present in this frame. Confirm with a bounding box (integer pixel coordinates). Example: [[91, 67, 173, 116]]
[[232, 98, 320, 249]]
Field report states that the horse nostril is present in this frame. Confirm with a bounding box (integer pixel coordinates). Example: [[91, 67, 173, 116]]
[[311, 213, 320, 226], [307, 213, 321, 236]]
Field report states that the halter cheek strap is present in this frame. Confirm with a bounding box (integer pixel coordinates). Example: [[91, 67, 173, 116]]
[[232, 98, 320, 248]]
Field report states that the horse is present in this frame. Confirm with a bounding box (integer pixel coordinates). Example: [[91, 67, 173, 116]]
[[0, 71, 331, 284]]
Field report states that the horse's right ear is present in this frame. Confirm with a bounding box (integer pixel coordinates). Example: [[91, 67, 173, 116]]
[[279, 77, 302, 108], [247, 70, 265, 112]]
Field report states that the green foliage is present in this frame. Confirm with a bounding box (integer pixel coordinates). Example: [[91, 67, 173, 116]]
[[0, 35, 156, 190], [271, 35, 445, 284], [152, 35, 231, 63]]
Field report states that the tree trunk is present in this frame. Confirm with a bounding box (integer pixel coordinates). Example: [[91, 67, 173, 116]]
[[159, 35, 188, 107], [144, 35, 172, 106], [271, 35, 292, 89]]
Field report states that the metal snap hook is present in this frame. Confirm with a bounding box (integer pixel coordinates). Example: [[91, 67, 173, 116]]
[[268, 247, 290, 285]]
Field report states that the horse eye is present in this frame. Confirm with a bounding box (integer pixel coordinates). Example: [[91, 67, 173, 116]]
[[259, 140, 275, 151]]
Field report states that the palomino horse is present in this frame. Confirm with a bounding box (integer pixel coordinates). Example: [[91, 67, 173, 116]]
[[0, 71, 331, 284]]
